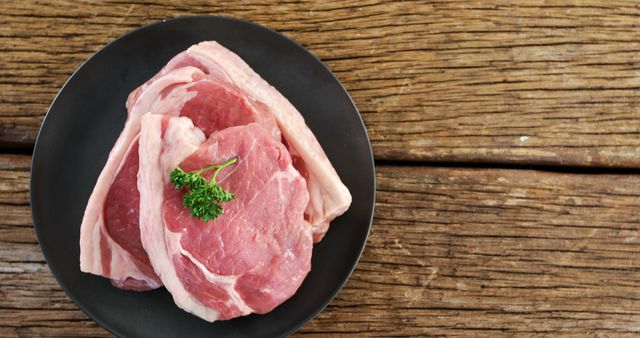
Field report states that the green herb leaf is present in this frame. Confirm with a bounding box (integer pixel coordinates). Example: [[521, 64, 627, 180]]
[[169, 157, 237, 222], [169, 167, 207, 190]]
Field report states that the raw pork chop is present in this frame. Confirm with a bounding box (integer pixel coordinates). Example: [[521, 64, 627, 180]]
[[133, 41, 351, 242], [138, 114, 312, 321], [80, 66, 279, 289], [80, 66, 206, 290], [81, 40, 350, 291]]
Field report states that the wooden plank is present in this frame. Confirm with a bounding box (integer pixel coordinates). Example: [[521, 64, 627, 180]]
[[299, 166, 640, 336], [3, 1, 640, 166], [2, 155, 640, 336]]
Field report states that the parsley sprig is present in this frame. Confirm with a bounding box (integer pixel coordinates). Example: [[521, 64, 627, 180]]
[[169, 157, 237, 222]]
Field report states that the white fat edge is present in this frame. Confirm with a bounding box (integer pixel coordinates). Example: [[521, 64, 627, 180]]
[[80, 211, 104, 273], [160, 117, 205, 171], [82, 197, 160, 289], [130, 67, 205, 118], [138, 114, 201, 312], [188, 42, 257, 93], [89, 127, 152, 284], [83, 135, 145, 276], [148, 82, 198, 117], [80, 119, 144, 271], [138, 113, 165, 264], [166, 228, 253, 316], [163, 230, 220, 322], [146, 115, 223, 322], [185, 47, 232, 83], [310, 222, 328, 234], [104, 229, 161, 288], [82, 68, 202, 274], [110, 133, 141, 180]]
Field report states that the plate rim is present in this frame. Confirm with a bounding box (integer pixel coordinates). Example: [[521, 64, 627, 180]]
[[30, 15, 375, 337]]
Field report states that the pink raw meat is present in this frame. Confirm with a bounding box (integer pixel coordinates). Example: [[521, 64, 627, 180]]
[[80, 64, 279, 289], [134, 41, 351, 242], [80, 40, 350, 294], [80, 66, 205, 290], [138, 114, 312, 321]]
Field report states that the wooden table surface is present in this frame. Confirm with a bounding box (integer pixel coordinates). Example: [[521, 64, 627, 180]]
[[2, 1, 640, 337]]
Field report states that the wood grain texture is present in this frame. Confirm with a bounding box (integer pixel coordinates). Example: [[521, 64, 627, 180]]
[[2, 155, 639, 337], [3, 0, 640, 166]]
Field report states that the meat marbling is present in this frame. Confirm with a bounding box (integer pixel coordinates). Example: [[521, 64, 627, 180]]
[[138, 114, 312, 321], [79, 66, 206, 290], [132, 41, 352, 241], [80, 40, 351, 315], [80, 65, 279, 289]]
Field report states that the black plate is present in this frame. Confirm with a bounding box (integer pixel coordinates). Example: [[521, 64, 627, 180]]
[[30, 16, 374, 338]]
